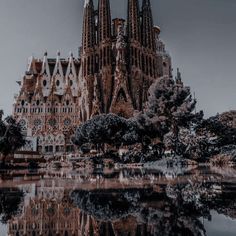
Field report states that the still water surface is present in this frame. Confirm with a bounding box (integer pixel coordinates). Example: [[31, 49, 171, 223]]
[[0, 166, 236, 236]]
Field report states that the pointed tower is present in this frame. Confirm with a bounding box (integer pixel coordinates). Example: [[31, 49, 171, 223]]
[[81, 0, 96, 118], [82, 0, 96, 53], [127, 0, 141, 42], [26, 56, 37, 75], [97, 0, 112, 43], [65, 52, 79, 97], [141, 0, 155, 51], [41, 52, 51, 97], [140, 0, 159, 104], [154, 26, 172, 78], [127, 0, 143, 110], [97, 0, 113, 113], [52, 51, 64, 96]]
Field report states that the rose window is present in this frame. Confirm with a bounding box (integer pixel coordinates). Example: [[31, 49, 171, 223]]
[[48, 118, 57, 127], [64, 118, 72, 126], [34, 119, 42, 127], [19, 119, 26, 127]]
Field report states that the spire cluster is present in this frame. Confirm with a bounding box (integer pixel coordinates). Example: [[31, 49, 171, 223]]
[[82, 0, 155, 49]]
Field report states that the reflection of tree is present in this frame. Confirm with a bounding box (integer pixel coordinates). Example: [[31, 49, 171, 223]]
[[201, 184, 236, 220], [70, 188, 146, 221], [0, 188, 24, 224], [71, 187, 208, 236]]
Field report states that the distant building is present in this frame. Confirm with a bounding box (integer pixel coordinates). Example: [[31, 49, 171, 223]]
[[13, 0, 172, 155]]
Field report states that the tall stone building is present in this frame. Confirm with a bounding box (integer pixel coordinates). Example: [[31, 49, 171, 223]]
[[13, 0, 172, 155]]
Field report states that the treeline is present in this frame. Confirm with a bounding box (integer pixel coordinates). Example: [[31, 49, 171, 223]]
[[72, 77, 236, 161]]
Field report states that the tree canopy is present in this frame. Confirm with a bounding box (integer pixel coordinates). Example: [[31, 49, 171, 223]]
[[0, 188, 24, 224], [72, 114, 141, 150], [0, 114, 26, 165]]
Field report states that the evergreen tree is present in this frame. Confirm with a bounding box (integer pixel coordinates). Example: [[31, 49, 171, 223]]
[[0, 115, 26, 167]]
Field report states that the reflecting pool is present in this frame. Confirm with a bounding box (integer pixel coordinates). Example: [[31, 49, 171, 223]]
[[1, 166, 236, 235]]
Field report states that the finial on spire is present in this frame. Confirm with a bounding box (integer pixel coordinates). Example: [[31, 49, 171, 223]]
[[175, 68, 182, 84], [142, 0, 151, 7], [84, 0, 92, 8], [177, 68, 181, 77]]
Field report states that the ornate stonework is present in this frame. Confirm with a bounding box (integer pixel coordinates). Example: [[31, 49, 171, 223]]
[[13, 0, 172, 155]]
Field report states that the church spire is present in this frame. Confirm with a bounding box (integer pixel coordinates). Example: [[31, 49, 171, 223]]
[[141, 0, 155, 50], [41, 51, 50, 76], [127, 0, 141, 42], [98, 0, 112, 43], [82, 0, 96, 52]]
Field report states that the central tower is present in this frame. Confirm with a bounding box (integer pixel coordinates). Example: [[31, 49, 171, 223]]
[[97, 0, 113, 113], [80, 0, 172, 119], [127, 0, 143, 110]]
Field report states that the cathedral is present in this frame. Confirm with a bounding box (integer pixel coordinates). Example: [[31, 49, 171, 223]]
[[13, 0, 172, 155]]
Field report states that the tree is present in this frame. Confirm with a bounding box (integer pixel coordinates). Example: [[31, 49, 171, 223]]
[[147, 77, 202, 138], [0, 188, 24, 224], [163, 113, 236, 160], [133, 77, 203, 155], [0, 116, 26, 167], [72, 114, 140, 152], [193, 114, 236, 159], [197, 115, 236, 146]]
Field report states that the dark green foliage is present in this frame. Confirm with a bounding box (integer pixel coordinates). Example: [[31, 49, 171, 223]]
[[72, 114, 141, 149], [145, 77, 203, 141], [70, 185, 208, 236], [191, 115, 236, 159], [0, 188, 24, 223], [28, 160, 39, 170], [197, 115, 236, 146], [0, 114, 26, 165]]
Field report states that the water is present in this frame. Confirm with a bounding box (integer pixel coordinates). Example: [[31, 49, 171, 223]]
[[1, 166, 236, 236]]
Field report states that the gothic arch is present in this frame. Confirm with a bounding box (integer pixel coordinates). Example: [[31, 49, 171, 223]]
[[117, 89, 127, 103]]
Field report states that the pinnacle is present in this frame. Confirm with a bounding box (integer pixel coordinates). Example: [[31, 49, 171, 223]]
[[84, 0, 92, 8]]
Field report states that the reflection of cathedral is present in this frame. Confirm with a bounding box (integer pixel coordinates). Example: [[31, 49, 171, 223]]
[[6, 170, 236, 236], [8, 182, 97, 236], [7, 181, 208, 236], [13, 0, 172, 155]]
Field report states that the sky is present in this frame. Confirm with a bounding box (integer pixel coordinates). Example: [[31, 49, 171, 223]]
[[0, 0, 235, 117]]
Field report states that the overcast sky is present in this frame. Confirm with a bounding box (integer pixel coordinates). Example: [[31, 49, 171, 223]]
[[0, 0, 235, 117]]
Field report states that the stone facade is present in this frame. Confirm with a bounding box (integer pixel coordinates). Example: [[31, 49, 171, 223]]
[[13, 0, 172, 155]]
